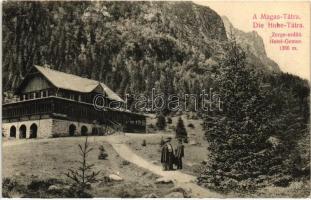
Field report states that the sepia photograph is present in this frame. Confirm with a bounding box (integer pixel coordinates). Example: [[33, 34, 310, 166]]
[[1, 0, 310, 198]]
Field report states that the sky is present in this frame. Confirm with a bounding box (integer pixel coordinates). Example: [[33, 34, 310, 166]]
[[193, 1, 310, 80]]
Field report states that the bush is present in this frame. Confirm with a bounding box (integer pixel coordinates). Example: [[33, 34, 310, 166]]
[[188, 123, 195, 128], [167, 117, 172, 124], [273, 175, 292, 187], [28, 179, 60, 191], [121, 160, 130, 166], [98, 145, 108, 160], [3, 177, 18, 192], [156, 113, 166, 130], [141, 139, 146, 146], [147, 124, 156, 132]]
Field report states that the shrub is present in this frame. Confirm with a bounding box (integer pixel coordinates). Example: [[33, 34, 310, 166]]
[[147, 124, 156, 133], [98, 145, 108, 160], [156, 113, 166, 130], [28, 179, 58, 191], [3, 177, 18, 192], [142, 139, 146, 146], [167, 117, 172, 124], [188, 123, 195, 128], [121, 160, 130, 166]]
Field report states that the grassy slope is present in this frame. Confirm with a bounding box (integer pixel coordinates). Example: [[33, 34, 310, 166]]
[[2, 137, 173, 197], [130, 114, 310, 197], [128, 114, 209, 176], [3, 115, 310, 197]]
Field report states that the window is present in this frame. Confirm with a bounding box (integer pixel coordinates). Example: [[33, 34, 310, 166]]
[[35, 92, 40, 98], [42, 91, 47, 97]]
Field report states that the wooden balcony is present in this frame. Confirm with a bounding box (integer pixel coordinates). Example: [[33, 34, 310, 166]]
[[3, 96, 146, 132]]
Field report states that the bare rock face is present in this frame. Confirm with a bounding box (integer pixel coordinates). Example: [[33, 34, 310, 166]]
[[222, 16, 281, 73], [159, 2, 227, 42]]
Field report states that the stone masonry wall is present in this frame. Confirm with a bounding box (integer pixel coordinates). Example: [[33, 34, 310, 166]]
[[2, 119, 53, 139], [2, 118, 105, 139]]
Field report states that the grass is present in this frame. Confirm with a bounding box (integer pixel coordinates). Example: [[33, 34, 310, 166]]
[[128, 115, 209, 176], [2, 136, 174, 197], [130, 114, 311, 197], [3, 114, 310, 197]]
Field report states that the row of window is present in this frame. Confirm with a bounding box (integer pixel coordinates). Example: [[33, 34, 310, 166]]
[[127, 120, 146, 126], [20, 90, 49, 100], [19, 90, 110, 105]]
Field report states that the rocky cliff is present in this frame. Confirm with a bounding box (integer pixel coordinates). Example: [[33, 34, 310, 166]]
[[222, 16, 280, 72]]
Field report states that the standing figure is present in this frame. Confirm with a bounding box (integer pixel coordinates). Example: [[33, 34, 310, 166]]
[[161, 137, 174, 170], [166, 137, 174, 170], [161, 140, 169, 170], [175, 139, 184, 169]]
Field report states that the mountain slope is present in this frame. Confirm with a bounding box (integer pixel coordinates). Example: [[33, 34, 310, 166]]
[[222, 16, 280, 72], [3, 1, 281, 102]]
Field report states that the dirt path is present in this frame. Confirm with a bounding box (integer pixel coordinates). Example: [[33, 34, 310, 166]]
[[2, 135, 221, 197], [105, 135, 222, 198]]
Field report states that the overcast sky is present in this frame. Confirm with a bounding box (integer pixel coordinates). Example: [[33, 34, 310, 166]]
[[193, 1, 310, 80]]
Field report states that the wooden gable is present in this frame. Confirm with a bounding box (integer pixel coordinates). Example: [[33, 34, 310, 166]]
[[16, 67, 54, 94], [20, 74, 52, 93]]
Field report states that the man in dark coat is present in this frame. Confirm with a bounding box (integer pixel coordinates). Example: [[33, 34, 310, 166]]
[[161, 137, 174, 170], [175, 139, 184, 169], [161, 140, 168, 170]]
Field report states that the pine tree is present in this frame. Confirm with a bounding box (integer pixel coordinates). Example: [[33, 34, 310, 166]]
[[198, 38, 290, 192], [175, 117, 187, 139]]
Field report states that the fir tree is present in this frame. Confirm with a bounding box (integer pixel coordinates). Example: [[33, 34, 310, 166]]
[[198, 38, 291, 192], [156, 113, 166, 130], [175, 117, 187, 139]]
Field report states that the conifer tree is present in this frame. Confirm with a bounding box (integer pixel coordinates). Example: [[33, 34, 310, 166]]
[[175, 117, 187, 139], [198, 38, 290, 192], [156, 113, 166, 130]]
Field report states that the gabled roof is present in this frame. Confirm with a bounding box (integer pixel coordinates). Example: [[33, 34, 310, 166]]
[[32, 65, 124, 102]]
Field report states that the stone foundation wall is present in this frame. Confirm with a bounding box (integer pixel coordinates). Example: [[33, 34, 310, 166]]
[[51, 119, 102, 137], [2, 119, 53, 139], [2, 118, 105, 139]]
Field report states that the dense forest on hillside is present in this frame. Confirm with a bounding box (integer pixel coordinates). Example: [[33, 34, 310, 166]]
[[3, 1, 281, 100], [2, 1, 310, 194]]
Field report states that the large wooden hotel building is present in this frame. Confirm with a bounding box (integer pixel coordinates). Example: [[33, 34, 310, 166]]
[[2, 65, 146, 139]]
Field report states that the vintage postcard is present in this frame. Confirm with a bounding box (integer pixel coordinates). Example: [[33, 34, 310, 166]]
[[1, 0, 310, 198]]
